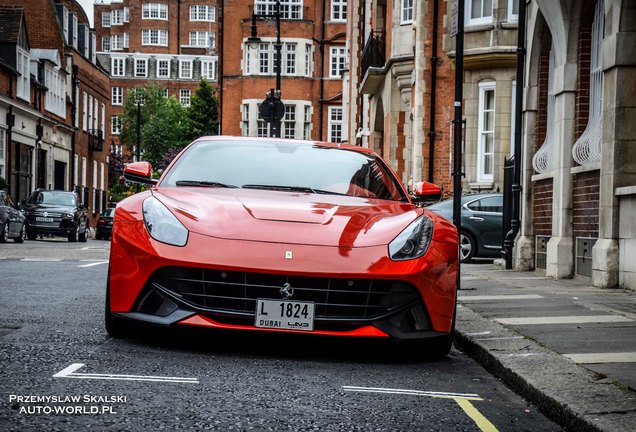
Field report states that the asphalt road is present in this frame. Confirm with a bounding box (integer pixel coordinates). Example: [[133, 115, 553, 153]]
[[0, 239, 561, 431]]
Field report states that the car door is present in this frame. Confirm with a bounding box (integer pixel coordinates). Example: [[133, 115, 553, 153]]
[[464, 195, 503, 252]]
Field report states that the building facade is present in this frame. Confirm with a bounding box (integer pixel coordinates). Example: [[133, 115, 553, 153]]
[[344, 0, 459, 191], [220, 0, 347, 142], [516, 0, 636, 290], [94, 0, 219, 154], [0, 1, 110, 226]]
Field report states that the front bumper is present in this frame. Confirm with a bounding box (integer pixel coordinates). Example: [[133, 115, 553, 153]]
[[109, 221, 458, 340]]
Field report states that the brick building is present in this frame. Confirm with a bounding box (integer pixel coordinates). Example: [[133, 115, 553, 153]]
[[344, 0, 457, 191], [93, 0, 219, 154], [0, 1, 110, 227], [220, 0, 347, 142]]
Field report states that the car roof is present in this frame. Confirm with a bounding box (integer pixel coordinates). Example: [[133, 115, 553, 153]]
[[428, 192, 502, 209], [190, 135, 377, 155]]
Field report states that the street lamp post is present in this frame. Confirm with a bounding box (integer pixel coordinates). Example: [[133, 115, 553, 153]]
[[247, 0, 284, 138]]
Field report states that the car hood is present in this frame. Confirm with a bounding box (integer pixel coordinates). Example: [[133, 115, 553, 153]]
[[152, 188, 420, 248]]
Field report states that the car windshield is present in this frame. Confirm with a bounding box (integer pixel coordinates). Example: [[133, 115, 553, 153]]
[[102, 208, 115, 217], [161, 140, 408, 202], [30, 191, 77, 207]]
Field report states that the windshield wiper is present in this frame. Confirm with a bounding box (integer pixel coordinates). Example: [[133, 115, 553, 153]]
[[175, 180, 238, 188], [241, 184, 348, 196]]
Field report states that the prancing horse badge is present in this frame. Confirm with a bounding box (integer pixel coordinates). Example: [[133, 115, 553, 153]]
[[285, 251, 293, 259]]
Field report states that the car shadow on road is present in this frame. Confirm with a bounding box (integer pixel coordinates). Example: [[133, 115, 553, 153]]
[[115, 325, 457, 366]]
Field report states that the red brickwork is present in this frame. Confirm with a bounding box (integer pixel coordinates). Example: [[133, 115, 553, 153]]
[[533, 179, 553, 236], [572, 171, 600, 238], [535, 32, 552, 151], [221, 1, 346, 139], [575, 1, 596, 141]]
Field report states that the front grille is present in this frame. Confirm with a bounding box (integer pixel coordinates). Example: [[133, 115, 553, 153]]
[[147, 267, 420, 321]]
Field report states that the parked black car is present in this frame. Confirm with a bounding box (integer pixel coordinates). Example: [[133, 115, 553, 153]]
[[0, 190, 26, 243], [23, 189, 89, 242], [95, 208, 115, 240], [427, 193, 503, 262]]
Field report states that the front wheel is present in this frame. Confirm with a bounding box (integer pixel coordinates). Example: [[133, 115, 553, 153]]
[[0, 221, 8, 243], [68, 225, 79, 242], [14, 224, 25, 243], [78, 225, 87, 243], [459, 231, 476, 263]]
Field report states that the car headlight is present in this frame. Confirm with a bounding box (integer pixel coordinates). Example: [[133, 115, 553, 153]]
[[142, 196, 188, 246], [65, 213, 74, 218], [389, 214, 434, 261]]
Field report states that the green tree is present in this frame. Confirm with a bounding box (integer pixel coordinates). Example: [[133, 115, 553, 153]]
[[187, 79, 219, 140], [118, 84, 190, 168]]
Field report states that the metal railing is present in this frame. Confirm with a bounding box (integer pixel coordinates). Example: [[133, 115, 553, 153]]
[[88, 129, 104, 152], [361, 31, 386, 79]]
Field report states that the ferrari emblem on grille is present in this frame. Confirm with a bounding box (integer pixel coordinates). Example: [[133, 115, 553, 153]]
[[285, 251, 293, 259], [280, 282, 294, 299]]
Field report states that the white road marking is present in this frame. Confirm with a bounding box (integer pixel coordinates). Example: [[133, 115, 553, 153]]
[[563, 352, 636, 364], [505, 353, 541, 358], [475, 336, 525, 341], [77, 261, 108, 268], [459, 294, 544, 301], [465, 331, 492, 336], [496, 315, 632, 325], [77, 247, 107, 251], [21, 258, 62, 262], [53, 363, 199, 384], [341, 386, 482, 401]]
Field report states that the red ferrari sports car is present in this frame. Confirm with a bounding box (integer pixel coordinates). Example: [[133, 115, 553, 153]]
[[106, 137, 459, 357]]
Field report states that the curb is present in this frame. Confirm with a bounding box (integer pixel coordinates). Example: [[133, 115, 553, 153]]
[[453, 305, 636, 432]]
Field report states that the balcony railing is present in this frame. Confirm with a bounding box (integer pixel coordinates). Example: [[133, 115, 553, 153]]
[[88, 129, 104, 152], [361, 31, 386, 79]]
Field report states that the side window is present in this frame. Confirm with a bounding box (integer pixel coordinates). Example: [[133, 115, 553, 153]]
[[467, 196, 503, 213]]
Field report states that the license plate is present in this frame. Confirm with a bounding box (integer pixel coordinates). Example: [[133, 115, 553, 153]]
[[36, 217, 53, 222], [255, 299, 315, 331]]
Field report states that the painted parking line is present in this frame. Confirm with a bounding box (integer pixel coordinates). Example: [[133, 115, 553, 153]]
[[21, 258, 62, 262], [459, 294, 544, 301], [563, 352, 636, 364], [342, 386, 498, 432], [496, 315, 632, 325], [53, 363, 199, 384], [77, 261, 108, 268]]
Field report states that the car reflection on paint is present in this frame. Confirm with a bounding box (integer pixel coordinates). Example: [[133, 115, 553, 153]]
[[106, 137, 459, 358], [427, 193, 503, 263]]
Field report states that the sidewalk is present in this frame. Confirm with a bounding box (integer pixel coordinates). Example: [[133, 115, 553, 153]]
[[454, 262, 636, 432]]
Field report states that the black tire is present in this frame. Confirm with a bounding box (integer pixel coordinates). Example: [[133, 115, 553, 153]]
[[105, 277, 127, 338], [27, 229, 37, 241], [0, 221, 8, 243], [68, 225, 79, 242], [78, 227, 87, 243], [14, 224, 25, 243], [95, 232, 102, 240], [459, 231, 476, 263]]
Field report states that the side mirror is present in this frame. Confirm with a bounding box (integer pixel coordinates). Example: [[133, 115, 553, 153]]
[[123, 161, 158, 186], [412, 181, 442, 205]]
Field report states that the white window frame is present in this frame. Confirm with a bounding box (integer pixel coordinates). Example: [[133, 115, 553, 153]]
[[44, 64, 65, 118], [82, 92, 88, 131], [285, 43, 296, 75], [112, 9, 123, 25], [102, 11, 111, 27], [102, 35, 111, 52], [201, 60, 217, 81], [303, 105, 312, 140], [88, 94, 93, 131], [328, 106, 343, 143], [124, 7, 130, 22], [161, 88, 169, 98], [16, 47, 30, 101], [156, 59, 171, 78], [71, 14, 78, 49], [179, 60, 193, 79], [123, 32, 129, 49], [134, 58, 148, 77], [255, 0, 303, 20], [142, 3, 168, 20], [507, 0, 519, 22], [189, 31, 210, 47], [477, 82, 496, 181], [111, 57, 125, 77], [331, 0, 347, 22], [283, 105, 296, 139], [329, 46, 347, 78], [400, 0, 414, 25], [111, 116, 121, 135], [190, 5, 215, 22], [304, 43, 312, 76], [142, 29, 168, 46], [112, 87, 123, 105], [466, 0, 493, 26], [179, 89, 191, 106], [241, 104, 250, 136], [111, 34, 123, 51]]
